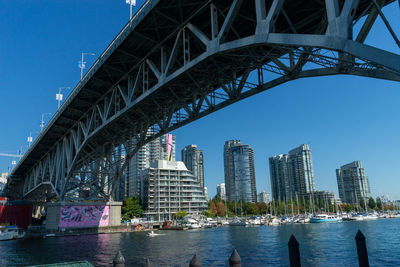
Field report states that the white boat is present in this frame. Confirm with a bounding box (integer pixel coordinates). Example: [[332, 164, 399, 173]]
[[294, 215, 310, 224], [269, 218, 280, 225], [0, 226, 25, 241], [148, 230, 161, 237], [310, 214, 338, 223], [363, 214, 378, 220], [44, 233, 56, 238], [220, 220, 229, 225], [189, 223, 201, 229]]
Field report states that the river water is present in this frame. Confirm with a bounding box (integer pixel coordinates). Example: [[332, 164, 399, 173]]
[[1, 218, 400, 266]]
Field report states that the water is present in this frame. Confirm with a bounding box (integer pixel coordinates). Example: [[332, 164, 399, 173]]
[[2, 219, 400, 266]]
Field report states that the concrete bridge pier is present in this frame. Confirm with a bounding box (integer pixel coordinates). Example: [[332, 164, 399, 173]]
[[45, 201, 122, 231]]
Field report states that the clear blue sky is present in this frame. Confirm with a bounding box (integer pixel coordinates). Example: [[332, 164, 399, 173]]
[[0, 1, 399, 199]]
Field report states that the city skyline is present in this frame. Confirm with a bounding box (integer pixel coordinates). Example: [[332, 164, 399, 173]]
[[0, 2, 399, 200]]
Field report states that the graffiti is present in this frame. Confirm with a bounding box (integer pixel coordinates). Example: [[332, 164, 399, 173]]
[[166, 134, 173, 161], [59, 205, 109, 228]]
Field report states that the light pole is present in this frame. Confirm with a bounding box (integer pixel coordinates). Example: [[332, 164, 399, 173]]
[[27, 131, 39, 147], [40, 113, 52, 132], [125, 0, 136, 19], [56, 87, 71, 109], [79, 52, 95, 79]]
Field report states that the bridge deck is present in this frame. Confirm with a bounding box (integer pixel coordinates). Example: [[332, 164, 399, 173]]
[[8, 0, 397, 196]]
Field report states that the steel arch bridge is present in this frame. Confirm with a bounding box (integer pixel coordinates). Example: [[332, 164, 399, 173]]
[[7, 0, 400, 201]]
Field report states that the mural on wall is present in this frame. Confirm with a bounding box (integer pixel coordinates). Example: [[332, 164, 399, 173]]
[[59, 205, 109, 228]]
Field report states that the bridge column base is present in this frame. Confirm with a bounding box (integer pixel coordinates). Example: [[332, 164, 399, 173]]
[[45, 201, 122, 231]]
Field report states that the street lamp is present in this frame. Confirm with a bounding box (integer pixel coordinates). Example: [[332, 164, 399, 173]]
[[56, 87, 71, 109], [27, 131, 39, 147], [79, 52, 95, 79], [40, 113, 52, 132], [125, 0, 137, 19]]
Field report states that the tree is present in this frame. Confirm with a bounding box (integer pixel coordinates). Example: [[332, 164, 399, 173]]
[[176, 210, 188, 219], [343, 204, 352, 213], [376, 198, 383, 210], [121, 196, 143, 221], [210, 202, 217, 217], [216, 202, 226, 217], [359, 198, 366, 210], [201, 210, 212, 217], [368, 197, 376, 210], [246, 203, 259, 215], [257, 202, 267, 215]]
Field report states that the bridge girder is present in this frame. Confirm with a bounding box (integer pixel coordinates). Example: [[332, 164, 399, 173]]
[[7, 0, 400, 201]]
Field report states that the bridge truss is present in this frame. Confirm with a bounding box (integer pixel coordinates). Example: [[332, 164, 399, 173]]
[[7, 0, 400, 201]]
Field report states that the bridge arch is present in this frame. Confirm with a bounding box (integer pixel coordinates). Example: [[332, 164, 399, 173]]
[[8, 0, 400, 201]]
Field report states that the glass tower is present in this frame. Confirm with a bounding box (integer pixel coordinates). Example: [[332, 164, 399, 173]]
[[336, 161, 371, 205], [269, 154, 291, 202], [224, 140, 257, 203], [288, 144, 316, 197], [269, 144, 316, 201], [181, 144, 204, 191]]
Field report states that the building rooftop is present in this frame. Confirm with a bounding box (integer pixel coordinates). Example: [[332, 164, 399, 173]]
[[149, 160, 188, 171], [340, 161, 363, 169], [288, 144, 310, 155]]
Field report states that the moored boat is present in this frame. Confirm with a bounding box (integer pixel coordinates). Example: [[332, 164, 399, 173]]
[[310, 214, 338, 223], [229, 218, 246, 226], [0, 226, 25, 241]]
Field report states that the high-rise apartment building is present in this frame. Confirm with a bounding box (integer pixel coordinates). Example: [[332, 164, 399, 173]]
[[269, 144, 316, 201], [141, 160, 207, 221], [127, 133, 176, 198], [288, 144, 316, 197], [269, 154, 291, 202], [224, 140, 242, 202], [181, 144, 204, 190], [336, 161, 371, 204], [216, 183, 226, 201], [224, 140, 257, 203]]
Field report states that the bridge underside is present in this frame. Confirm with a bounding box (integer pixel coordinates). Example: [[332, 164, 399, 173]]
[[7, 0, 400, 201]]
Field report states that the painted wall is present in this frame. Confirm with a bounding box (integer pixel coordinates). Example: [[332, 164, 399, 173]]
[[59, 205, 109, 228]]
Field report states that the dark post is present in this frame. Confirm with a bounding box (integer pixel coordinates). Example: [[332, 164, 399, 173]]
[[355, 230, 370, 267], [113, 251, 125, 267], [189, 253, 202, 267], [144, 258, 152, 267], [288, 234, 301, 267], [229, 249, 241, 267]]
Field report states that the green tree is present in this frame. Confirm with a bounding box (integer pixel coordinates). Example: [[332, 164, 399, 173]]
[[246, 203, 259, 215], [359, 198, 366, 210], [201, 210, 212, 217], [121, 196, 143, 221], [368, 197, 376, 210], [342, 204, 352, 213], [257, 202, 267, 215], [376, 198, 383, 210], [176, 210, 188, 219]]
